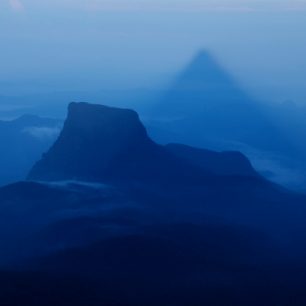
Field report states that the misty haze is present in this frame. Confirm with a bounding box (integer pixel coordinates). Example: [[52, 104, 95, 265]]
[[1, 1, 306, 305]]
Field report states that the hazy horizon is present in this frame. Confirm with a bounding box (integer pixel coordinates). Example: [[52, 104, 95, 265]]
[[1, 0, 306, 105], [1, 0, 306, 191]]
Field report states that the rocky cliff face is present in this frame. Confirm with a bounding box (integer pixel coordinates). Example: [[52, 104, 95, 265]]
[[28, 103, 202, 184], [28, 102, 259, 185]]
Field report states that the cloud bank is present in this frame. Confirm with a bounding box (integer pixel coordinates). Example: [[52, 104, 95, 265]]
[[23, 126, 61, 141]]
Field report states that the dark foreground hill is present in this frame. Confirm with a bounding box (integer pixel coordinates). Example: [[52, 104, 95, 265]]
[[1, 103, 306, 305], [1, 179, 306, 305]]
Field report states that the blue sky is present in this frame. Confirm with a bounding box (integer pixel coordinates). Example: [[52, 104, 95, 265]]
[[1, 0, 306, 103]]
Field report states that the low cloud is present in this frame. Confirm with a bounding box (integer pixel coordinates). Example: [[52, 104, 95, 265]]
[[23, 126, 61, 141]]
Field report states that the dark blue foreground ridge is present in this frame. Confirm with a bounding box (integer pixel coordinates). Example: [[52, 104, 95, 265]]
[[2, 102, 306, 305]]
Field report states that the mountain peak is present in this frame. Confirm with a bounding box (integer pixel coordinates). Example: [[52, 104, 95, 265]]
[[176, 50, 240, 90], [28, 102, 156, 183], [188, 49, 217, 68], [28, 102, 259, 185], [152, 50, 271, 149], [67, 102, 142, 127], [65, 102, 146, 138]]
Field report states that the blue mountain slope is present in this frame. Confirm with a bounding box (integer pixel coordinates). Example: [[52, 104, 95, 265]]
[[0, 115, 61, 186], [1, 102, 306, 305]]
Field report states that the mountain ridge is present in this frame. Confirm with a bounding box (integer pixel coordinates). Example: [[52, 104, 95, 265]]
[[28, 102, 260, 185]]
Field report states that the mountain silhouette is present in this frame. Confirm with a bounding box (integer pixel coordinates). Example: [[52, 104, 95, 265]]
[[152, 50, 292, 154], [155, 50, 255, 117], [28, 102, 258, 184], [166, 143, 258, 177], [4, 102, 306, 305], [157, 50, 251, 116]]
